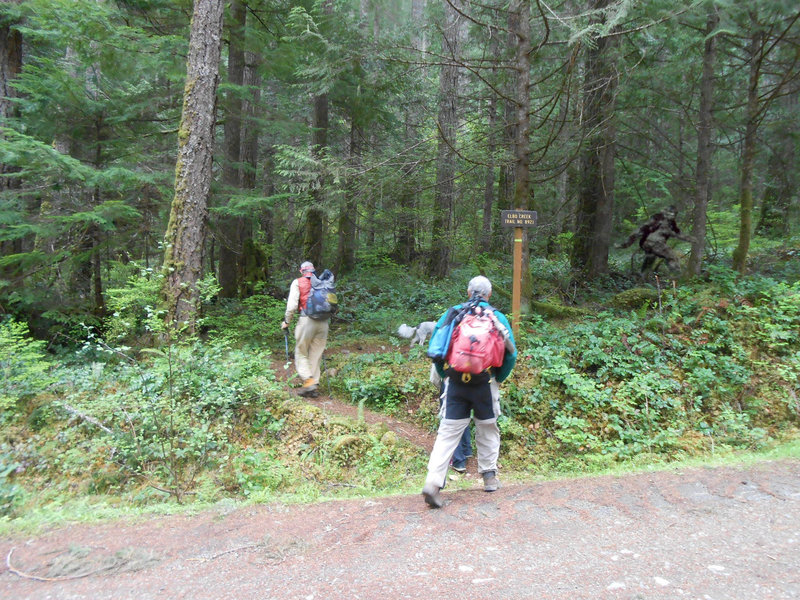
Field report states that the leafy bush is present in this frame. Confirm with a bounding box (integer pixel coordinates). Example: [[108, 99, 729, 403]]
[[0, 451, 24, 517], [332, 350, 429, 417], [57, 337, 279, 502], [202, 286, 286, 344], [513, 269, 800, 464], [104, 266, 165, 343], [334, 260, 458, 335], [0, 318, 53, 415]]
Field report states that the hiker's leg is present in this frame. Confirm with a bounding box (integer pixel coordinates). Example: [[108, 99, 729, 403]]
[[453, 426, 472, 465], [294, 316, 314, 381], [474, 417, 500, 474], [425, 379, 471, 489], [425, 418, 470, 489], [306, 318, 329, 382], [470, 382, 500, 474]]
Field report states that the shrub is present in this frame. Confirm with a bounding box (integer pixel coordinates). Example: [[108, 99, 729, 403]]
[[0, 318, 53, 416]]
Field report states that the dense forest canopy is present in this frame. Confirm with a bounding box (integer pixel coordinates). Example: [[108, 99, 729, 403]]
[[0, 0, 798, 327]]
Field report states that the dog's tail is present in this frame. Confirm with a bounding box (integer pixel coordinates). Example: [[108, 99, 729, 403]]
[[397, 324, 417, 339]]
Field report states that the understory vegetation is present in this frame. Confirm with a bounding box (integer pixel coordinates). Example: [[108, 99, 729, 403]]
[[1, 251, 799, 531]]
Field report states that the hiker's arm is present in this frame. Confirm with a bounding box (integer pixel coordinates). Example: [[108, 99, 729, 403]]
[[429, 309, 452, 379], [493, 311, 517, 383], [282, 279, 300, 328]]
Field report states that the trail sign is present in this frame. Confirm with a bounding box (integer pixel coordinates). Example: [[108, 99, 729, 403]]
[[502, 210, 537, 339], [501, 210, 537, 228]]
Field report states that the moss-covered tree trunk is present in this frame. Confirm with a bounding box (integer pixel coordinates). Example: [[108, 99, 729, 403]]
[[732, 26, 762, 275], [163, 0, 224, 330], [688, 9, 718, 277], [0, 6, 21, 194]]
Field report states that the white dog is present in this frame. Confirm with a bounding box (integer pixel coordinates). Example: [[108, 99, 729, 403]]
[[397, 321, 437, 347]]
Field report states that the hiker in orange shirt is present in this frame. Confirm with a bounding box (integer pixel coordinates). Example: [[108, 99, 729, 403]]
[[281, 261, 329, 397]]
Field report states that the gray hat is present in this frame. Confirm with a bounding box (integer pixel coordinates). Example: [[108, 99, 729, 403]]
[[300, 261, 315, 274]]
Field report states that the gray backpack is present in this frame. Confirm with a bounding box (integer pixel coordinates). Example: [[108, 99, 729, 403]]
[[305, 269, 338, 320]]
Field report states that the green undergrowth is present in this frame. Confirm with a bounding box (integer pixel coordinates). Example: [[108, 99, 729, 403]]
[[1, 262, 799, 533]]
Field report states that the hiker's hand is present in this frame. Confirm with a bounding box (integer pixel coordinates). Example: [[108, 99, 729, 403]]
[[281, 321, 289, 330]]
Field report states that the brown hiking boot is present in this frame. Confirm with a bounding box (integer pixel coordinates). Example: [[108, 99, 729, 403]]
[[422, 482, 443, 508], [297, 378, 318, 397]]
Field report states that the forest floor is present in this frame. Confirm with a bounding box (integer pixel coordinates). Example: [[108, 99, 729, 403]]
[[2, 353, 799, 599]]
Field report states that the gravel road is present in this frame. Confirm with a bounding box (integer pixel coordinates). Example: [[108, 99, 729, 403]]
[[2, 459, 799, 599]]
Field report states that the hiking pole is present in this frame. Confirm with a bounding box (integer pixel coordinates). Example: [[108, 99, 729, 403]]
[[283, 328, 291, 370], [322, 354, 331, 395]]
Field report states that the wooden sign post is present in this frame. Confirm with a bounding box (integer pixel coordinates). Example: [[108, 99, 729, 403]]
[[500, 210, 537, 339]]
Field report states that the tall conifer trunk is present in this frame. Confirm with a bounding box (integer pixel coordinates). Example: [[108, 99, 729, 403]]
[[481, 28, 499, 254], [571, 0, 618, 277], [689, 9, 718, 276], [732, 24, 763, 274], [303, 0, 332, 269], [428, 0, 461, 278], [219, 0, 246, 298], [163, 0, 224, 330], [305, 92, 327, 268], [1, 7, 23, 284]]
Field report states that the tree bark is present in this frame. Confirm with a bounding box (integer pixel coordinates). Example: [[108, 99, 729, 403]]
[[393, 0, 427, 264], [240, 50, 266, 290], [571, 0, 619, 278], [0, 5, 21, 191], [481, 28, 499, 254], [688, 9, 719, 276], [163, 0, 224, 330], [302, 0, 333, 268], [732, 25, 762, 274], [304, 92, 327, 268], [218, 0, 246, 299], [337, 121, 361, 274], [493, 9, 518, 253], [0, 7, 22, 282]]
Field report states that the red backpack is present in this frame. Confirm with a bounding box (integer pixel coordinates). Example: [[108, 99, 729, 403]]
[[446, 306, 505, 374]]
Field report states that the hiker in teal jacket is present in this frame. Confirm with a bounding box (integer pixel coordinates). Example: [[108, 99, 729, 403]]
[[422, 276, 517, 509]]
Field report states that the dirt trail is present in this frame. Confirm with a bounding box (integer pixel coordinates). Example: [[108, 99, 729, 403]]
[[272, 353, 437, 453]]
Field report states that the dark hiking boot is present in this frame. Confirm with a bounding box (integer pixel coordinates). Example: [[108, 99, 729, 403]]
[[482, 471, 499, 492], [422, 482, 443, 508]]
